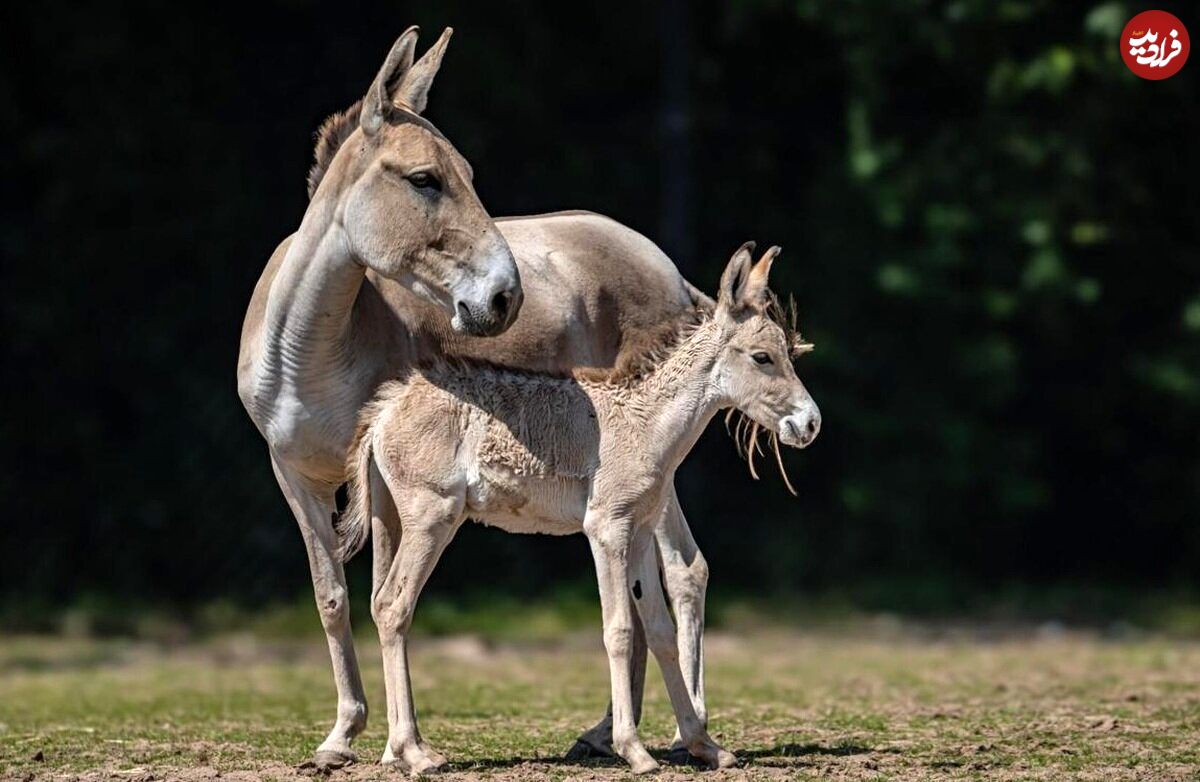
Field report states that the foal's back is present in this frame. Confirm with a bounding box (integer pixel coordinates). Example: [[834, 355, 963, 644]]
[[364, 364, 607, 534]]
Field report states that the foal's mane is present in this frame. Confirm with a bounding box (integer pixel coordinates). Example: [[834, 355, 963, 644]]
[[409, 314, 703, 391], [572, 315, 705, 385]]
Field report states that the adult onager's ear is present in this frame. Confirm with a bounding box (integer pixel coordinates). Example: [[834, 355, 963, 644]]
[[361, 27, 420, 135], [718, 241, 756, 311], [741, 245, 781, 311], [394, 27, 453, 115]]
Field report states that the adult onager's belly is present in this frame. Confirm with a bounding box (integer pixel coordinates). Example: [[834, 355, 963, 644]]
[[465, 463, 589, 536]]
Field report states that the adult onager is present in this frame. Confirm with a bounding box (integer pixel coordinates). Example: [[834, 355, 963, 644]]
[[237, 27, 714, 769], [339, 243, 820, 774]]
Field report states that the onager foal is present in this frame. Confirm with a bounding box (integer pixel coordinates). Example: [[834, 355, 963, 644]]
[[339, 243, 821, 774]]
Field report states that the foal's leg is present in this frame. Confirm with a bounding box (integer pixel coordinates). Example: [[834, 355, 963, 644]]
[[570, 487, 698, 761], [566, 610, 647, 759], [271, 455, 367, 769], [655, 485, 710, 751], [631, 528, 736, 770], [584, 514, 657, 774], [371, 474, 463, 774]]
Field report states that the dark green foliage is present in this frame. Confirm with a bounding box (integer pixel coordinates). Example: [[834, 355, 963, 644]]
[[1, 1, 1196, 609]]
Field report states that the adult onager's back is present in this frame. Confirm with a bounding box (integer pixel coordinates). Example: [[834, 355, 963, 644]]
[[339, 244, 821, 774]]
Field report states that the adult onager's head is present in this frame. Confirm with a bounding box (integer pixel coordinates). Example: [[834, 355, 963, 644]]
[[712, 243, 821, 450], [308, 27, 522, 336]]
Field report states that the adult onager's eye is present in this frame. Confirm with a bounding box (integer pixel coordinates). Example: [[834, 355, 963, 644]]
[[752, 351, 773, 365], [406, 171, 442, 192]]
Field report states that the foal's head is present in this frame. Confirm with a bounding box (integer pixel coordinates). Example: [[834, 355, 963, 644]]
[[312, 27, 522, 337], [710, 243, 821, 451]]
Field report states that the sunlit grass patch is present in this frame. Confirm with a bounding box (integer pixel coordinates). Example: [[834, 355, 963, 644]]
[[2, 632, 1200, 780]]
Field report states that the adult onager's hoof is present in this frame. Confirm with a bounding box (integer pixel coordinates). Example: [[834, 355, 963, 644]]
[[565, 737, 616, 761], [664, 744, 703, 766], [299, 749, 356, 772], [381, 739, 448, 775], [688, 738, 737, 770], [665, 738, 738, 770], [712, 748, 738, 769]]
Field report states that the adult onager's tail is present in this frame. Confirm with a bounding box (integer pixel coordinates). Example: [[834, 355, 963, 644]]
[[336, 421, 375, 563]]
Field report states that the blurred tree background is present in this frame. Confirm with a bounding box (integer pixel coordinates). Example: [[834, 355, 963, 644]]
[[2, 0, 1197, 627]]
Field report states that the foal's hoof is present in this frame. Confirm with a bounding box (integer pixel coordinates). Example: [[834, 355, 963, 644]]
[[565, 738, 615, 761], [299, 749, 356, 773], [381, 741, 448, 775], [629, 755, 660, 775]]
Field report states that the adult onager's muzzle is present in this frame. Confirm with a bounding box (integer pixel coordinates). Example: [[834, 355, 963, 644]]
[[779, 401, 821, 449], [450, 250, 524, 337]]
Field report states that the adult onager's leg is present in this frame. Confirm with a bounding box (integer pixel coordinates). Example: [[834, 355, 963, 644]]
[[630, 528, 735, 769], [369, 466, 462, 774], [271, 456, 367, 769]]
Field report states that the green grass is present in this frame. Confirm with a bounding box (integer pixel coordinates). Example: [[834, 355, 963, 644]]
[[2, 630, 1200, 780]]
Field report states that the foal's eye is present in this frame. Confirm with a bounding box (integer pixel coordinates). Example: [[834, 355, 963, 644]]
[[752, 352, 773, 365], [406, 171, 442, 192]]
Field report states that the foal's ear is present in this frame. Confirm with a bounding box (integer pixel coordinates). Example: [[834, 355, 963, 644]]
[[361, 27, 420, 135], [718, 242, 756, 312], [741, 245, 781, 311], [394, 27, 454, 116]]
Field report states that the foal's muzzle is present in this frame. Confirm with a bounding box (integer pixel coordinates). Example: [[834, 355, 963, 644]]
[[779, 405, 821, 449]]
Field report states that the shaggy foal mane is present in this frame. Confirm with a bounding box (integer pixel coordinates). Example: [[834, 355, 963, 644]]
[[571, 316, 703, 385]]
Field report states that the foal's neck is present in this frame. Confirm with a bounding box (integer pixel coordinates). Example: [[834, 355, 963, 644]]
[[622, 319, 726, 470]]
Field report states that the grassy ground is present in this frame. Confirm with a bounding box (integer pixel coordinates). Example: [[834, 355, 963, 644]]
[[2, 629, 1199, 781]]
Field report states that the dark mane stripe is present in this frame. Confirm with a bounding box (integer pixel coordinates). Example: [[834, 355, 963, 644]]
[[305, 101, 447, 199], [306, 99, 364, 199]]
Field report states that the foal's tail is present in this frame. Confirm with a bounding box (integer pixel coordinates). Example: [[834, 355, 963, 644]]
[[336, 417, 375, 563]]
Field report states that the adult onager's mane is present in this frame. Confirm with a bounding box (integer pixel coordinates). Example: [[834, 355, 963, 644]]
[[306, 99, 364, 199], [305, 100, 450, 199]]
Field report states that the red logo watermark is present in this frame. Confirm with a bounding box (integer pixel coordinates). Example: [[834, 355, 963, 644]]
[[1121, 10, 1189, 80]]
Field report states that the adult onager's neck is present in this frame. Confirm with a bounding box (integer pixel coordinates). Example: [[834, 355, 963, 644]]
[[262, 198, 364, 373], [258, 187, 370, 379], [246, 190, 385, 478]]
